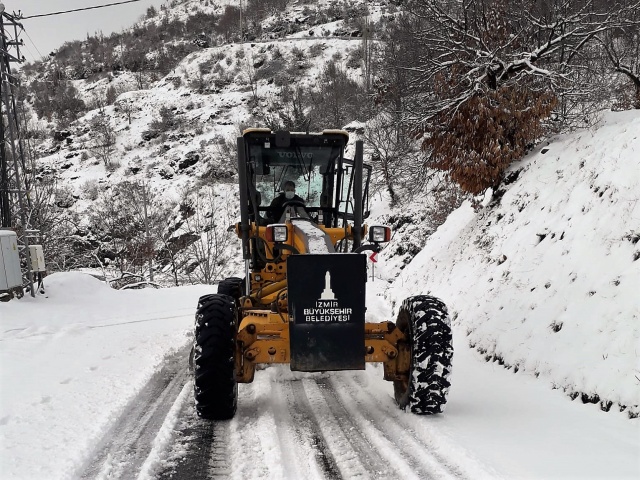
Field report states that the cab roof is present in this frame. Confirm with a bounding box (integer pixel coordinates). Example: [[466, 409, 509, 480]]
[[242, 128, 349, 142]]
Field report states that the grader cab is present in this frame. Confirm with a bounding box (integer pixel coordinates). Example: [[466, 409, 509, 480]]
[[192, 129, 453, 420]]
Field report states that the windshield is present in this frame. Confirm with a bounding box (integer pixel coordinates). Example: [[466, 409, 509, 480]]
[[249, 144, 340, 209]]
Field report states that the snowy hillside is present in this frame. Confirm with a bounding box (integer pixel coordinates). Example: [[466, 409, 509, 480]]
[[25, 0, 374, 282], [385, 109, 640, 417], [48, 36, 365, 194]]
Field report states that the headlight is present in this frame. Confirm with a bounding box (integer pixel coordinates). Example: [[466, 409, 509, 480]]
[[368, 225, 391, 243], [266, 224, 288, 243]]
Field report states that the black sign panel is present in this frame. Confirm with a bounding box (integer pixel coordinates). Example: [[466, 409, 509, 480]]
[[287, 254, 366, 372]]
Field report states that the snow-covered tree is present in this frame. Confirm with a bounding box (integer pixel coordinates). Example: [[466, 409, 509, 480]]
[[88, 113, 116, 167], [382, 0, 640, 194]]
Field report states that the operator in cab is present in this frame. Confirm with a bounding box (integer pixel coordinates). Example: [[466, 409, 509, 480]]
[[269, 180, 305, 222]]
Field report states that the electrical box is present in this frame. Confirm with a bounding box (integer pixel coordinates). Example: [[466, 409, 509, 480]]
[[0, 230, 23, 291], [29, 245, 46, 272]]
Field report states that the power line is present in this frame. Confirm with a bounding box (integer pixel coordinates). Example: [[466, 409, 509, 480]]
[[21, 29, 44, 60], [21, 0, 143, 20]]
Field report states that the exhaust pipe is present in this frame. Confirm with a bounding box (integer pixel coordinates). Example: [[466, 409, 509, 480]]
[[237, 137, 251, 260], [352, 140, 364, 250]]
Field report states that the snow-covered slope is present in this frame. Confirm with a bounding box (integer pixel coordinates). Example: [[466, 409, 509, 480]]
[[22, 0, 376, 285], [386, 109, 640, 416]]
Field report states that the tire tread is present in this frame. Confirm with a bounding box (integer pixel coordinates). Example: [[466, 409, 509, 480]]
[[193, 295, 238, 420], [394, 295, 453, 415]]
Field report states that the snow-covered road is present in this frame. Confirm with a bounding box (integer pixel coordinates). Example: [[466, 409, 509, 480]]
[[1, 273, 638, 479], [98, 340, 640, 480]]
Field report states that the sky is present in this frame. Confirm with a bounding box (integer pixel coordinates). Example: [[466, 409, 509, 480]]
[[1, 107, 639, 478], [2, 0, 168, 63]]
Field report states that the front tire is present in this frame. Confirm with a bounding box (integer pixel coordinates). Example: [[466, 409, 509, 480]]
[[193, 294, 238, 420], [394, 295, 453, 414]]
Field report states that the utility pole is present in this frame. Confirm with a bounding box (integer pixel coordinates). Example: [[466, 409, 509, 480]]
[[362, 14, 371, 93], [139, 182, 153, 282], [0, 4, 37, 297], [239, 0, 243, 43]]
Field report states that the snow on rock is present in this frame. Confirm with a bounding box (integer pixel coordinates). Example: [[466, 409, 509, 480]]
[[386, 109, 640, 416]]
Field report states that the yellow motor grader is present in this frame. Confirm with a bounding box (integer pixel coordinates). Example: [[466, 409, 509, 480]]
[[192, 129, 453, 419]]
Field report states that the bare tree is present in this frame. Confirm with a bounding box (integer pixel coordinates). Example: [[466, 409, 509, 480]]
[[366, 27, 426, 202], [242, 50, 260, 105], [401, 0, 638, 118], [27, 176, 90, 272], [597, 2, 640, 108], [310, 61, 367, 129], [31, 79, 86, 127], [363, 113, 428, 205], [89, 181, 173, 279], [178, 186, 236, 285], [135, 70, 147, 90], [215, 6, 241, 43], [89, 113, 116, 166], [258, 85, 312, 132], [118, 99, 135, 125], [105, 85, 118, 105], [361, 14, 374, 93]]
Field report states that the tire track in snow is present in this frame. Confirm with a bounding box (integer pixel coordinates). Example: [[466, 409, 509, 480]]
[[286, 380, 343, 479], [81, 356, 489, 480], [208, 421, 232, 478], [78, 348, 190, 480], [228, 376, 340, 479], [331, 372, 491, 479], [155, 389, 231, 480], [271, 379, 324, 480], [224, 370, 483, 480], [138, 381, 192, 479], [311, 377, 416, 479], [228, 380, 283, 479]]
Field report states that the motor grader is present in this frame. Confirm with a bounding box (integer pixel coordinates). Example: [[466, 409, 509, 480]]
[[192, 129, 453, 420]]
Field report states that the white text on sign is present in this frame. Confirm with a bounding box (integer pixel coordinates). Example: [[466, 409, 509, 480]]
[[304, 300, 352, 322]]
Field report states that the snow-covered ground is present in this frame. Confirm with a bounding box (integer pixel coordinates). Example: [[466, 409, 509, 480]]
[[0, 273, 211, 479], [1, 270, 638, 479]]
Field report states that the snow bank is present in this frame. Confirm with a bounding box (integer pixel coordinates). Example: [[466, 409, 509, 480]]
[[0, 273, 212, 480], [387, 110, 640, 415]]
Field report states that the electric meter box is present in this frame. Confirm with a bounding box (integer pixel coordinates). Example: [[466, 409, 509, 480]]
[[0, 230, 22, 291], [29, 245, 46, 272]]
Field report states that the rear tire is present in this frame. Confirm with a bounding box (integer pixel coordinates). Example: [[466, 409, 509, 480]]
[[193, 294, 238, 420], [217, 277, 244, 303], [394, 295, 453, 414]]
